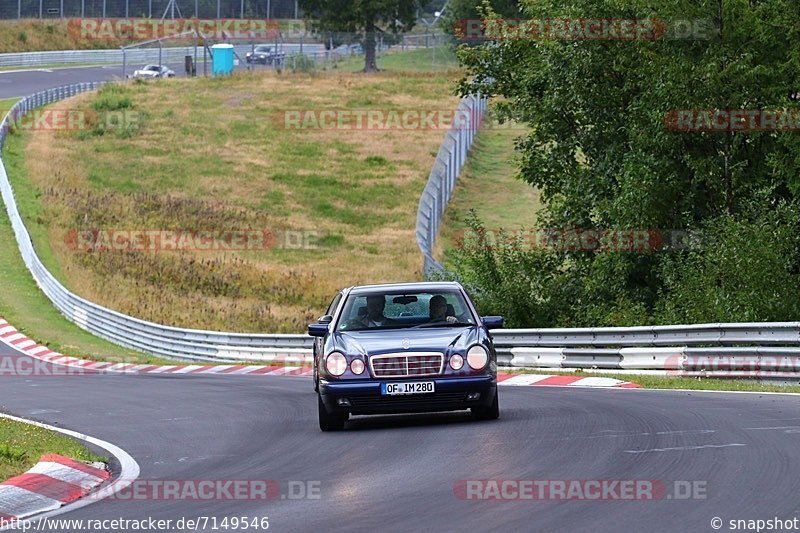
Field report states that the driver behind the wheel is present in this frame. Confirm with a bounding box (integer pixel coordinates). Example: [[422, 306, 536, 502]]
[[429, 295, 458, 323]]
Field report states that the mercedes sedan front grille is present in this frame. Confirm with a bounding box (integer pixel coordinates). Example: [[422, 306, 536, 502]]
[[370, 352, 444, 377]]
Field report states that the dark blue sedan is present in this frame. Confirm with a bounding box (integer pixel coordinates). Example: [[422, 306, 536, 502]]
[[309, 282, 503, 431]]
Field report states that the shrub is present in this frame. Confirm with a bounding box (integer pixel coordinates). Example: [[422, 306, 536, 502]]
[[90, 84, 133, 112]]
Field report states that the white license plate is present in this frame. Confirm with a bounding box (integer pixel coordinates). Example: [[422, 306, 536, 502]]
[[381, 381, 435, 395]]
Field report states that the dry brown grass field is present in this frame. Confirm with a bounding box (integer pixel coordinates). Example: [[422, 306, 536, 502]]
[[7, 68, 460, 332]]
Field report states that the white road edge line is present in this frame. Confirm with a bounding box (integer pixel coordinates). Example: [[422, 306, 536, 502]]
[[0, 412, 140, 531], [623, 443, 747, 454], [610, 387, 800, 397]]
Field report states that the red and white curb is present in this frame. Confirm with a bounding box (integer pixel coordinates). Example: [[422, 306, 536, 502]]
[[0, 455, 108, 524], [0, 318, 313, 377], [497, 372, 639, 388], [0, 412, 139, 531], [0, 318, 639, 388]]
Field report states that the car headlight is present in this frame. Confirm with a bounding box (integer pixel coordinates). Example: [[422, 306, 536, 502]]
[[467, 345, 488, 370], [350, 358, 365, 375], [325, 351, 347, 377], [449, 354, 464, 370]]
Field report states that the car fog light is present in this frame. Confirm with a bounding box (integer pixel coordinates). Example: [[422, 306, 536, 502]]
[[467, 392, 481, 400], [351, 359, 365, 375], [450, 354, 464, 370], [337, 398, 352, 407]]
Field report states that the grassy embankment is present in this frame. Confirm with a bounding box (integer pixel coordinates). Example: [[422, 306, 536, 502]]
[[4, 53, 461, 342], [0, 417, 105, 480]]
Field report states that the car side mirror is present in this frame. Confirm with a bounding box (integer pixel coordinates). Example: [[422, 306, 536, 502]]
[[309, 315, 333, 337], [482, 316, 504, 329], [308, 323, 329, 337]]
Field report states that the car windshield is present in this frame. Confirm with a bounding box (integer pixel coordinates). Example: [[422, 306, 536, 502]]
[[144, 66, 159, 71], [255, 46, 271, 52], [335, 290, 476, 331]]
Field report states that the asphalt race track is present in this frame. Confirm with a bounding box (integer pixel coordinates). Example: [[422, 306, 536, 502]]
[[3, 340, 800, 532], [0, 63, 189, 99]]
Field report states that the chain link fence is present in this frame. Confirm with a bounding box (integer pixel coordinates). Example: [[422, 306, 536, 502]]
[[0, 0, 299, 19], [416, 94, 487, 275]]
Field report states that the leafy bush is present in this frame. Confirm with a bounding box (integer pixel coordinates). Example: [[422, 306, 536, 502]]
[[90, 84, 133, 112], [447, 202, 800, 328], [656, 201, 800, 324]]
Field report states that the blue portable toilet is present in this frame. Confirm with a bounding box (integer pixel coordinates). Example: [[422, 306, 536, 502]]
[[211, 44, 234, 76]]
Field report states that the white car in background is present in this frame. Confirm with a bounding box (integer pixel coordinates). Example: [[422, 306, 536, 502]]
[[130, 64, 176, 79]]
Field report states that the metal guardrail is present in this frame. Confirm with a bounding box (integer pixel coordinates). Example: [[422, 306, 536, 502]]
[[510, 346, 800, 376], [493, 325, 800, 367], [3, 84, 800, 373], [416, 94, 487, 274], [0, 44, 327, 68]]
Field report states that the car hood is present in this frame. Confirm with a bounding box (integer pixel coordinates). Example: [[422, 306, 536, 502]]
[[328, 327, 482, 357]]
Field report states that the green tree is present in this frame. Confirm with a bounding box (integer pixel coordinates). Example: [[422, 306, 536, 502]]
[[441, 0, 522, 39], [450, 0, 800, 326], [299, 0, 421, 71]]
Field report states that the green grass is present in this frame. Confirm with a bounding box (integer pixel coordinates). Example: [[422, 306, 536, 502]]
[[439, 118, 539, 263], [339, 46, 459, 72], [512, 368, 800, 394], [0, 98, 20, 113], [0, 127, 188, 365], [0, 418, 106, 480], [0, 194, 179, 364]]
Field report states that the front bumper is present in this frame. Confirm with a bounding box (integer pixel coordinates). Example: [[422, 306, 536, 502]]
[[319, 375, 496, 415]]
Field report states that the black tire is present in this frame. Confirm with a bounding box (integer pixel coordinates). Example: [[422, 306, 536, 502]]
[[472, 389, 500, 421], [318, 394, 346, 431], [313, 367, 319, 392]]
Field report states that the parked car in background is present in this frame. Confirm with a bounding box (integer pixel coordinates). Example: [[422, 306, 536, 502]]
[[309, 281, 503, 431], [246, 45, 280, 65], [332, 43, 364, 56], [130, 64, 176, 79]]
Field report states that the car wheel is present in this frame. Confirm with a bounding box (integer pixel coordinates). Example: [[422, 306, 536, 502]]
[[313, 367, 319, 392], [471, 389, 499, 421], [318, 393, 346, 431]]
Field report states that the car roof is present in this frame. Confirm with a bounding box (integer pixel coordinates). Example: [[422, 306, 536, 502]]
[[347, 281, 462, 295]]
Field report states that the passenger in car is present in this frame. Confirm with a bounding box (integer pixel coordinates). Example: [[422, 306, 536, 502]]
[[429, 295, 458, 323], [352, 295, 398, 328]]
